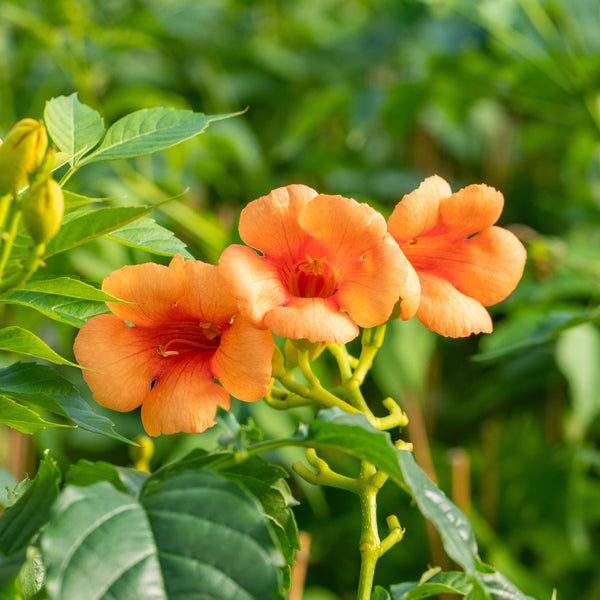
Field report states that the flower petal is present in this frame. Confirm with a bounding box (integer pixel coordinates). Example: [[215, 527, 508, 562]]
[[440, 183, 504, 236], [219, 244, 290, 327], [264, 298, 359, 343], [238, 184, 317, 257], [102, 262, 183, 327], [74, 315, 160, 412], [416, 273, 493, 338], [168, 255, 238, 325], [397, 259, 421, 321], [446, 226, 527, 306], [298, 194, 388, 260], [141, 355, 230, 436], [337, 235, 406, 327], [212, 316, 274, 402], [388, 175, 451, 242]]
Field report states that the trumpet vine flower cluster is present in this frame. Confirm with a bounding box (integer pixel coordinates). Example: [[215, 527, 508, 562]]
[[74, 177, 526, 436]]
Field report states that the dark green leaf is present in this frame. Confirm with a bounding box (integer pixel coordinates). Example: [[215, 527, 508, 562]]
[[79, 108, 239, 164], [44, 94, 105, 164], [372, 586, 392, 600], [43, 471, 286, 599], [0, 455, 61, 556], [390, 571, 472, 599], [476, 571, 536, 600], [66, 460, 147, 498], [0, 362, 134, 444], [397, 450, 478, 572]]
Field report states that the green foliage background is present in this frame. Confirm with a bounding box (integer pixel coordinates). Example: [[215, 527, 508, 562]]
[[1, 0, 599, 598]]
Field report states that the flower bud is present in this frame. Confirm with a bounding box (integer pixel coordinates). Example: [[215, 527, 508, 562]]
[[22, 178, 64, 244], [0, 119, 48, 195]]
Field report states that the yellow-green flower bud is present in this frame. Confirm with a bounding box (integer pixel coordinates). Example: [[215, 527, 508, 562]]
[[22, 178, 64, 244], [0, 119, 48, 195]]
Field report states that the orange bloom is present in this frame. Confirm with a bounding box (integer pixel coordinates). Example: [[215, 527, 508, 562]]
[[388, 175, 526, 338], [219, 184, 408, 344], [73, 255, 274, 436]]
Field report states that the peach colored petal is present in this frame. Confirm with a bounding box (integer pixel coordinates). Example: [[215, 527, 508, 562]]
[[298, 194, 388, 261], [141, 355, 230, 436], [102, 262, 183, 327], [212, 316, 274, 403], [388, 175, 451, 242], [444, 227, 527, 306], [219, 244, 290, 327], [264, 298, 359, 343], [238, 184, 317, 258], [397, 259, 421, 321], [440, 184, 504, 237], [74, 315, 160, 412], [168, 255, 238, 325], [416, 273, 493, 338], [336, 235, 406, 328]]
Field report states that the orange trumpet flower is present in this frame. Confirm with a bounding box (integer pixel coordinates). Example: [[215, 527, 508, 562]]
[[388, 175, 526, 338], [219, 184, 409, 344], [73, 255, 274, 436]]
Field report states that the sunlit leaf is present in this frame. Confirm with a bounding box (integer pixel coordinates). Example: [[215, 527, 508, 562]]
[[79, 108, 239, 164], [44, 94, 105, 165], [0, 393, 67, 434], [0, 327, 78, 366]]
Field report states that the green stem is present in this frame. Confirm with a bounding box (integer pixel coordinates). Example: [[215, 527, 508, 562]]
[[58, 165, 78, 187], [0, 193, 13, 232], [0, 243, 46, 293]]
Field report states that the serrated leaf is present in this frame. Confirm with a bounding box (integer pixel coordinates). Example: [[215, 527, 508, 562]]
[[0, 362, 134, 444], [44, 94, 105, 165], [44, 205, 163, 257], [104, 217, 192, 258], [43, 471, 286, 600], [0, 393, 67, 434], [79, 108, 239, 164], [0, 455, 61, 556], [0, 290, 108, 327], [0, 327, 78, 366]]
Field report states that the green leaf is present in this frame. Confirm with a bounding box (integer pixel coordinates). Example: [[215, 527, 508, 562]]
[[476, 571, 536, 600], [372, 586, 392, 600], [104, 217, 193, 258], [0, 362, 134, 444], [0, 454, 61, 556], [0, 327, 78, 366], [391, 571, 472, 599], [397, 450, 478, 572], [20, 277, 121, 302], [44, 94, 105, 165], [556, 323, 600, 441], [79, 108, 239, 164], [43, 471, 286, 600], [63, 190, 118, 213], [0, 290, 108, 327], [66, 460, 147, 498], [0, 393, 66, 434], [44, 204, 164, 257]]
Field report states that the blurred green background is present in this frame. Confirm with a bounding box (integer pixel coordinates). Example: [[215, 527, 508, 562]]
[[1, 0, 600, 598]]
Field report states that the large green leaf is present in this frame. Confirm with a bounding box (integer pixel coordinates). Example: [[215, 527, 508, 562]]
[[0, 455, 61, 556], [19, 277, 121, 302], [42, 471, 286, 600], [0, 290, 108, 327], [44, 94, 105, 165], [0, 362, 133, 443], [105, 217, 193, 258], [44, 205, 163, 257], [79, 108, 238, 164], [0, 327, 78, 366]]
